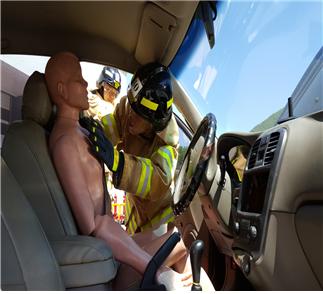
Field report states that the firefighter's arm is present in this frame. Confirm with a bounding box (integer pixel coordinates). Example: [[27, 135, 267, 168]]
[[51, 136, 96, 235], [116, 145, 178, 202]]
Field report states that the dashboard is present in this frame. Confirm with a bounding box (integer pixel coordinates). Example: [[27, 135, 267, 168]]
[[204, 111, 323, 290], [234, 129, 286, 260]]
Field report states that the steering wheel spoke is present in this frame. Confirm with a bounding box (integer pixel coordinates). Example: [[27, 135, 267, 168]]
[[172, 113, 217, 216]]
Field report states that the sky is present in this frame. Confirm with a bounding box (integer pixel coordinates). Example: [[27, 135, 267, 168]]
[[171, 0, 322, 135]]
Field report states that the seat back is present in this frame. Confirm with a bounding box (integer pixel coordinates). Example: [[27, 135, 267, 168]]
[[2, 71, 78, 240], [1, 158, 65, 290]]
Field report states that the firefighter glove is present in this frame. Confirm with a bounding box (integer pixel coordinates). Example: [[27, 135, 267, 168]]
[[79, 116, 104, 134], [89, 130, 124, 176]]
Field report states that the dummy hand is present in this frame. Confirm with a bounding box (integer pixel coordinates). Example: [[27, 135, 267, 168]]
[[88, 129, 124, 174], [79, 116, 104, 134]]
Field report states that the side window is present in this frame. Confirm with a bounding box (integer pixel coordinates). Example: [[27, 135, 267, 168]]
[[0, 60, 28, 146]]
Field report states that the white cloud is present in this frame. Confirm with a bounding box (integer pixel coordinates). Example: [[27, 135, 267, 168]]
[[188, 37, 210, 68], [248, 30, 258, 43], [198, 65, 218, 100], [193, 73, 202, 90]]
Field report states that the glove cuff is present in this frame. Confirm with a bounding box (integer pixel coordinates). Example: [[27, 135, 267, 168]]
[[113, 151, 124, 187]]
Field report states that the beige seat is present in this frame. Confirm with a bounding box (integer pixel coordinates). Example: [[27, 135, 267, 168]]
[[2, 71, 77, 239], [2, 71, 118, 290], [1, 158, 65, 290]]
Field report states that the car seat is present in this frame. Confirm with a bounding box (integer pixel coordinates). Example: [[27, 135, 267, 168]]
[[1, 71, 118, 289], [1, 158, 65, 290]]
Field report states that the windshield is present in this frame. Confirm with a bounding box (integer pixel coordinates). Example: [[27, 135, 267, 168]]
[[171, 1, 322, 135]]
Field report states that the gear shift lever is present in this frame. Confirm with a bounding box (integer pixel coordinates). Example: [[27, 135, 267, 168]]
[[190, 240, 204, 291]]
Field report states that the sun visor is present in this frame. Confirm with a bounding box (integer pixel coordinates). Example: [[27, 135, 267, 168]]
[[135, 3, 177, 65]]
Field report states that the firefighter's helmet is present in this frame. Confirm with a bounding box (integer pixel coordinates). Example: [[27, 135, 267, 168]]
[[97, 66, 121, 93], [127, 62, 173, 132]]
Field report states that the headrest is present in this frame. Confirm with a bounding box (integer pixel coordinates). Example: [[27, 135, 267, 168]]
[[22, 71, 53, 126]]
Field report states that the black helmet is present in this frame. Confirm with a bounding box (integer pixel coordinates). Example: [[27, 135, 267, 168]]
[[127, 62, 173, 132], [97, 66, 121, 93]]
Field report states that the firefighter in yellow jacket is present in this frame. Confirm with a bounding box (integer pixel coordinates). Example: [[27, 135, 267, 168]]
[[85, 66, 121, 120], [83, 63, 179, 235]]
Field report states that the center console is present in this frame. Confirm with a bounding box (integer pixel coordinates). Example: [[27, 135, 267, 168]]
[[232, 128, 286, 273]]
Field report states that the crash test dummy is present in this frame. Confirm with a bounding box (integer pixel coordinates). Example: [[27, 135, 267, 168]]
[[45, 51, 195, 290], [84, 62, 180, 236], [85, 66, 121, 120]]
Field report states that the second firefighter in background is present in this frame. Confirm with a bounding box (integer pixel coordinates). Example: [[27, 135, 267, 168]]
[[84, 66, 126, 224], [85, 66, 121, 120], [83, 63, 179, 235]]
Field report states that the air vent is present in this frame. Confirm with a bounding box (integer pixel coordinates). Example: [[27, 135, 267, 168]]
[[248, 139, 260, 169], [264, 132, 280, 165]]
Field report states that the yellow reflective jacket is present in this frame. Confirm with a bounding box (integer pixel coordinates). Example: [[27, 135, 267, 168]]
[[101, 96, 179, 235]]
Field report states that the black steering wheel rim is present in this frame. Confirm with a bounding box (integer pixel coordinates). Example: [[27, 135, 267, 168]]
[[172, 113, 216, 216]]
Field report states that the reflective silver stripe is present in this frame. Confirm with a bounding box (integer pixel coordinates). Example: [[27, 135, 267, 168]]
[[153, 206, 174, 226], [136, 157, 152, 199], [128, 216, 137, 236], [125, 197, 132, 220], [141, 206, 175, 232], [167, 145, 175, 161], [125, 198, 137, 235], [142, 159, 152, 199], [157, 146, 174, 178], [167, 146, 177, 177]]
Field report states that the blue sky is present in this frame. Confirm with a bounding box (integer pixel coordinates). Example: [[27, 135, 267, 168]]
[[171, 0, 322, 135]]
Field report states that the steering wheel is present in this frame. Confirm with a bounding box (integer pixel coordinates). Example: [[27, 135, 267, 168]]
[[172, 113, 216, 216], [140, 232, 181, 290]]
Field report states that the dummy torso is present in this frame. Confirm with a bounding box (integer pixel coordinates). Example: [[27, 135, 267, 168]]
[[49, 118, 106, 218]]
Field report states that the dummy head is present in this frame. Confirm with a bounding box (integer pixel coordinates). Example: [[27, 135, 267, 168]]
[[45, 52, 89, 110]]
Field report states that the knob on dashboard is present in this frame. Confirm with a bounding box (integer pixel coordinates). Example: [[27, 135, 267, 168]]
[[234, 222, 240, 234], [249, 225, 257, 239]]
